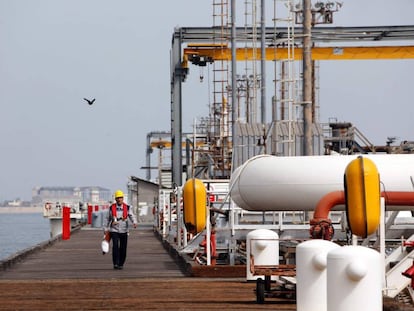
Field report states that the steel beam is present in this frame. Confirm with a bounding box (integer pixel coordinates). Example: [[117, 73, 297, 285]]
[[184, 45, 414, 61]]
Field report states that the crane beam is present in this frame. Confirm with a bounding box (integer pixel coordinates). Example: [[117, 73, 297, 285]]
[[184, 45, 414, 63], [150, 140, 206, 149]]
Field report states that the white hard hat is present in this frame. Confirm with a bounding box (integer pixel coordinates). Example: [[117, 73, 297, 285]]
[[101, 240, 109, 254]]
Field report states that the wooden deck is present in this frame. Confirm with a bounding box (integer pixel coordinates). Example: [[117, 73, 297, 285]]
[[0, 225, 407, 310], [1, 224, 186, 280], [0, 224, 297, 310]]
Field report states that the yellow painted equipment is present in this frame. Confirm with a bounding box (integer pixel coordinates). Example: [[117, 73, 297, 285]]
[[184, 45, 414, 62], [344, 156, 380, 238], [183, 178, 207, 234]]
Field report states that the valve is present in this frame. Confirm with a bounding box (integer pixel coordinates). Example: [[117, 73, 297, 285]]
[[310, 218, 334, 240]]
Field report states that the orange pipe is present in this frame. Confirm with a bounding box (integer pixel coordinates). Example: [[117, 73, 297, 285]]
[[199, 231, 217, 266], [382, 192, 414, 206], [314, 191, 414, 220], [314, 191, 345, 220]]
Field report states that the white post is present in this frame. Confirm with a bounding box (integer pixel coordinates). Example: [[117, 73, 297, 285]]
[[206, 204, 211, 266], [168, 191, 172, 240], [278, 212, 283, 231], [230, 201, 235, 236], [352, 234, 358, 246], [162, 191, 167, 238], [182, 218, 188, 247], [177, 187, 182, 248], [380, 197, 386, 292]]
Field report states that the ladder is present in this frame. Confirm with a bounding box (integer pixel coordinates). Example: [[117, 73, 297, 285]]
[[272, 0, 300, 156], [211, 0, 232, 178]]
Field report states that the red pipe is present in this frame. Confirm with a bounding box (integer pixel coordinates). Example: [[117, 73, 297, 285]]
[[199, 231, 217, 266], [382, 192, 414, 206], [314, 191, 414, 220], [313, 191, 345, 220], [311, 191, 414, 240]]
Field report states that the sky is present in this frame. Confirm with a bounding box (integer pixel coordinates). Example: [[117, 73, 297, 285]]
[[1, 1, 413, 201]]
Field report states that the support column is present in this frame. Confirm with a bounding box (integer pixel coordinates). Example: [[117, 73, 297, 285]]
[[171, 29, 184, 187], [302, 0, 313, 156], [260, 0, 266, 125]]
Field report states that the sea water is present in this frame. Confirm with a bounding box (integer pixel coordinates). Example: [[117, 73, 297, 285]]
[[0, 213, 50, 261]]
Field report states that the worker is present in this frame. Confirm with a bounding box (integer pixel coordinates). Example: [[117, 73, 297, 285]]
[[104, 190, 138, 270]]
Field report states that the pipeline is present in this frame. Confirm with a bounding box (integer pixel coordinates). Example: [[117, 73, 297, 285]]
[[310, 191, 414, 240]]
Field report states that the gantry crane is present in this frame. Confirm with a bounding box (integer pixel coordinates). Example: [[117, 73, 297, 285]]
[[171, 25, 414, 187]]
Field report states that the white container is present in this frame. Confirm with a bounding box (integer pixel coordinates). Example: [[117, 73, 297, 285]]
[[327, 246, 382, 311], [296, 240, 340, 311], [246, 229, 279, 281], [230, 154, 414, 211], [101, 240, 109, 254]]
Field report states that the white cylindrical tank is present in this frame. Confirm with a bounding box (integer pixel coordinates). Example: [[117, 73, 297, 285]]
[[296, 240, 340, 311], [246, 229, 279, 281], [327, 246, 382, 311], [230, 154, 414, 211]]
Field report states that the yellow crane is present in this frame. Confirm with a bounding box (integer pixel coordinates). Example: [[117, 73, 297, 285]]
[[150, 140, 206, 149], [183, 44, 414, 64]]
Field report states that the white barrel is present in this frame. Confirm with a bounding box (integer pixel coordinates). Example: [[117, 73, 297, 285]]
[[246, 229, 279, 281], [327, 246, 382, 311], [230, 154, 414, 211], [296, 240, 340, 311]]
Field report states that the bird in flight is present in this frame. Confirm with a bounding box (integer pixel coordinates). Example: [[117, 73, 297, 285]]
[[83, 98, 96, 105]]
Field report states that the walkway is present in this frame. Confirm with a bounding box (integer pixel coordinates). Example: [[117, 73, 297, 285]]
[[0, 224, 299, 310], [0, 224, 185, 280], [0, 225, 408, 310]]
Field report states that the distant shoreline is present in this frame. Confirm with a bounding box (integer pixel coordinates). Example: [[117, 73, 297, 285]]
[[0, 206, 43, 214]]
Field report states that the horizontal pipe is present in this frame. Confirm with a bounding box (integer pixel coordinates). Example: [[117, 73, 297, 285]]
[[230, 155, 414, 212], [314, 191, 414, 220]]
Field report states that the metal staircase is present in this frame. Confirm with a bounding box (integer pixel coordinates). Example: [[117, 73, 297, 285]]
[[384, 234, 414, 301]]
